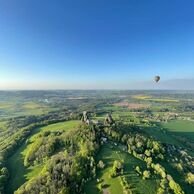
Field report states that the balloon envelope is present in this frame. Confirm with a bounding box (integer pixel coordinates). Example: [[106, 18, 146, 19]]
[[154, 76, 160, 83]]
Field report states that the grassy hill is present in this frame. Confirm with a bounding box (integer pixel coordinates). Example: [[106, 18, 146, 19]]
[[6, 120, 80, 194]]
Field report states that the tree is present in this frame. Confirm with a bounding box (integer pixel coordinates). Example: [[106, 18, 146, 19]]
[[145, 157, 152, 166], [169, 179, 184, 194], [0, 167, 9, 176], [143, 170, 151, 179], [110, 160, 123, 177], [97, 160, 105, 169], [135, 166, 141, 175], [145, 150, 151, 157], [157, 187, 165, 194], [185, 172, 194, 185]]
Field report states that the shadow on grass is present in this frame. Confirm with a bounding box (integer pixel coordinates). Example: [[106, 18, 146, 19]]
[[102, 184, 110, 189], [6, 144, 32, 194], [5, 127, 42, 194]]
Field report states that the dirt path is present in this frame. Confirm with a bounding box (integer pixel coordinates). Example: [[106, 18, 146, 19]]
[[103, 188, 110, 194]]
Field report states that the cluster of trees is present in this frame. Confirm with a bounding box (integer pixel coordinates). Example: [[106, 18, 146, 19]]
[[110, 160, 123, 177], [185, 172, 194, 185], [166, 144, 194, 186], [149, 163, 184, 194], [0, 109, 77, 158], [101, 123, 186, 194], [0, 166, 9, 193], [0, 124, 41, 159], [119, 176, 133, 194], [0, 122, 42, 193], [17, 153, 96, 194], [16, 124, 101, 194], [126, 134, 164, 163], [135, 166, 151, 179], [168, 176, 184, 194], [103, 123, 165, 165], [127, 136, 184, 194], [24, 131, 65, 166]]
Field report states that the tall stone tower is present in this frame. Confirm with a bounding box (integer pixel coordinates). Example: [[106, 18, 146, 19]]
[[104, 113, 114, 125]]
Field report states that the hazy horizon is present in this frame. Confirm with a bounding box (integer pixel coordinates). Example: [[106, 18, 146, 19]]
[[0, 78, 194, 90]]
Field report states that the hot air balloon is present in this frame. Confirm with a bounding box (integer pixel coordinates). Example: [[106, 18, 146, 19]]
[[154, 76, 160, 83]]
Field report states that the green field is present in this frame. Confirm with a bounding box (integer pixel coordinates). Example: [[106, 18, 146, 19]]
[[0, 100, 54, 118], [163, 120, 194, 132], [85, 143, 159, 194], [132, 95, 179, 103], [6, 120, 80, 194], [141, 125, 183, 147], [0, 121, 6, 131], [162, 120, 194, 141], [147, 98, 179, 103]]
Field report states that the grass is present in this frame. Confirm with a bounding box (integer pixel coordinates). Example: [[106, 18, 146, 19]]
[[147, 98, 179, 103], [25, 164, 43, 180], [162, 120, 194, 141], [141, 125, 183, 147], [102, 105, 123, 112], [132, 95, 152, 99], [0, 102, 14, 109], [6, 143, 28, 194], [162, 120, 194, 132], [22, 101, 44, 109], [0, 121, 6, 130], [6, 120, 80, 194], [112, 110, 134, 121], [0, 100, 55, 118], [132, 95, 179, 103], [85, 143, 159, 194], [6, 126, 41, 194], [40, 120, 80, 132]]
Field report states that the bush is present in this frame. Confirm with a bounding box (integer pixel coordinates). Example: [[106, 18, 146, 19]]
[[185, 172, 194, 185], [142, 170, 151, 179], [97, 160, 105, 169], [169, 179, 184, 194], [135, 166, 141, 175], [110, 160, 123, 177], [157, 187, 165, 194]]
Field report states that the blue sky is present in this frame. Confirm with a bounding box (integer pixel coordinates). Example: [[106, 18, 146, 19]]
[[0, 0, 194, 89]]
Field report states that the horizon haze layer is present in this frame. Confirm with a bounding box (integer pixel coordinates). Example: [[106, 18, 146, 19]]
[[0, 78, 194, 90]]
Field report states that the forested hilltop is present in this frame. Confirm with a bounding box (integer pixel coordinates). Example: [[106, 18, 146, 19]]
[[0, 90, 194, 194]]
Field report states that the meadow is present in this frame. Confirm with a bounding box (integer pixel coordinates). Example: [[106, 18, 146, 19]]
[[163, 120, 194, 132]]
